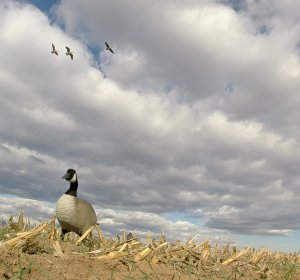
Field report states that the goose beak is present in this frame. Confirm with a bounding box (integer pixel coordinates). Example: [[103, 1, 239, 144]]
[[61, 172, 71, 180]]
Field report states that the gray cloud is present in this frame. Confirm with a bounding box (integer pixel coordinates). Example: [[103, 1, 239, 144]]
[[1, 0, 300, 239]]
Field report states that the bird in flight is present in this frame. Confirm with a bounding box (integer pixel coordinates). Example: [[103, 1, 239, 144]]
[[65, 46, 74, 60], [51, 43, 59, 56], [105, 42, 114, 54]]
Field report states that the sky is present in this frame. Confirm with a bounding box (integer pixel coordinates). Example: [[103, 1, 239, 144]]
[[1, 0, 300, 251]]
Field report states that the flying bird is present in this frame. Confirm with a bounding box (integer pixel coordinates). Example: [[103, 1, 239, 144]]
[[56, 169, 97, 239], [51, 43, 58, 56], [65, 46, 74, 60], [105, 41, 114, 54]]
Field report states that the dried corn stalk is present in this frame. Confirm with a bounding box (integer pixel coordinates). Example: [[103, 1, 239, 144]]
[[201, 241, 211, 260], [49, 216, 56, 240], [222, 246, 251, 265], [4, 222, 49, 247], [76, 224, 96, 244], [186, 234, 198, 246], [18, 210, 24, 231], [154, 241, 168, 251], [52, 240, 64, 257], [96, 251, 127, 260], [96, 223, 105, 243], [118, 243, 127, 252], [134, 246, 152, 261], [251, 249, 268, 264]]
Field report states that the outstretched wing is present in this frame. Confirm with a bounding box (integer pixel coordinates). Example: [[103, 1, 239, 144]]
[[70, 53, 73, 60], [66, 46, 70, 52], [52, 43, 55, 51], [105, 42, 114, 53]]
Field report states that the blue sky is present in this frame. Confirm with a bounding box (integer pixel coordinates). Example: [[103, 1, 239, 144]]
[[25, 0, 59, 13], [1, 0, 300, 251]]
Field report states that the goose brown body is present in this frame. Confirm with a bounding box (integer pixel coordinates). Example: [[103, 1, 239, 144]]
[[56, 169, 97, 236]]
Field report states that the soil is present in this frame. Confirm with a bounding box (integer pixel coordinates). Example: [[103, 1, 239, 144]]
[[0, 242, 197, 280]]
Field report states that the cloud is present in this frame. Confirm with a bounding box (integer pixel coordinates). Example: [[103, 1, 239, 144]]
[[0, 195, 233, 243], [55, 0, 257, 100], [1, 0, 300, 239], [54, 0, 300, 135], [0, 196, 54, 222]]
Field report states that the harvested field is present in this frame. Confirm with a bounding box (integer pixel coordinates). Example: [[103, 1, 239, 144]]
[[0, 213, 299, 279]]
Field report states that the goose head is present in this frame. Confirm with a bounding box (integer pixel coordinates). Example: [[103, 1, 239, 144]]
[[62, 168, 77, 183]]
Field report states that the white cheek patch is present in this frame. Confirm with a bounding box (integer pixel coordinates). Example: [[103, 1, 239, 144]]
[[69, 173, 77, 183]]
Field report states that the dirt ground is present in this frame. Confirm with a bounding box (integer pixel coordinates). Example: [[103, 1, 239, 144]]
[[0, 242, 197, 280], [1, 224, 298, 280]]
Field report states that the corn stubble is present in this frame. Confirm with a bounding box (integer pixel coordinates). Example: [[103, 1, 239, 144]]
[[0, 212, 299, 279]]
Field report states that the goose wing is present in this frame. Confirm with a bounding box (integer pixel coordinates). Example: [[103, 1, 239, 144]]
[[52, 43, 56, 51], [76, 199, 97, 234], [69, 53, 73, 60], [66, 46, 71, 52], [105, 41, 110, 48]]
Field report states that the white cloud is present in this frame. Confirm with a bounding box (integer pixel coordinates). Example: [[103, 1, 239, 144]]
[[1, 0, 300, 240], [0, 195, 232, 243], [0, 196, 54, 222]]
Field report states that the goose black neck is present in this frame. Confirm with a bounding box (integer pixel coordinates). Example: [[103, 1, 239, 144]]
[[65, 180, 78, 197]]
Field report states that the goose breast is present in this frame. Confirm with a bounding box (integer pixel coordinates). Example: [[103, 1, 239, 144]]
[[56, 194, 97, 235]]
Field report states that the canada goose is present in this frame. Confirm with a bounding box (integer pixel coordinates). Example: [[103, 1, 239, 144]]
[[51, 43, 58, 55], [65, 46, 74, 60], [105, 41, 114, 54], [56, 169, 97, 238]]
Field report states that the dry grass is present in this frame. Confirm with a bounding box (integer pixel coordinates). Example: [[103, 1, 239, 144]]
[[0, 213, 300, 279]]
